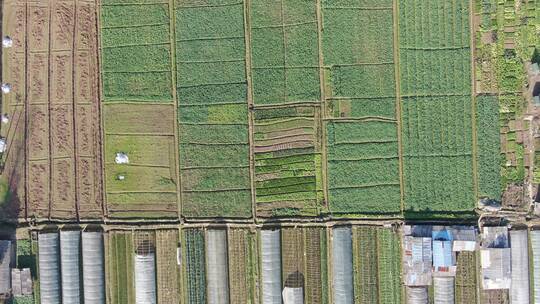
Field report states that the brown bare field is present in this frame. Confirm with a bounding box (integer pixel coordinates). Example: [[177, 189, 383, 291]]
[[103, 104, 175, 135], [1, 0, 103, 220], [228, 229, 251, 303], [282, 228, 305, 288], [305, 228, 323, 303], [156, 229, 180, 304]]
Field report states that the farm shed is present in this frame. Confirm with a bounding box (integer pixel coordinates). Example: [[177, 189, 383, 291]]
[[482, 226, 509, 248], [206, 229, 229, 304], [60, 230, 81, 304], [432, 227, 455, 274], [39, 232, 61, 304], [261, 229, 281, 304], [0, 240, 12, 298], [510, 230, 530, 303], [11, 268, 32, 297], [332, 227, 353, 304], [134, 239, 156, 304], [406, 286, 428, 304], [434, 277, 454, 304], [481, 248, 511, 289], [403, 236, 432, 286], [531, 230, 540, 303], [82, 231, 105, 304]]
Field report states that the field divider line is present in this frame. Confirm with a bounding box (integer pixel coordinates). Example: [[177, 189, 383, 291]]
[[399, 46, 471, 51], [101, 2, 169, 6], [252, 65, 320, 69], [176, 1, 243, 9], [101, 23, 169, 30], [326, 61, 394, 67], [180, 165, 250, 170], [104, 162, 171, 168], [177, 58, 245, 64], [322, 117, 397, 122], [177, 80, 247, 88], [328, 182, 400, 190], [402, 152, 473, 158], [469, 0, 479, 203], [168, 0, 183, 221], [322, 6, 392, 10], [252, 101, 321, 108], [178, 122, 249, 126], [255, 132, 316, 141], [176, 35, 245, 42], [328, 156, 400, 162], [180, 141, 249, 146], [327, 95, 396, 100], [104, 132, 175, 136], [179, 101, 247, 106], [47, 0, 53, 220], [97, 0, 111, 218], [72, 0, 81, 220], [103, 100, 174, 104], [392, 0, 405, 217], [101, 69, 172, 73], [107, 190, 178, 194], [254, 117, 314, 126], [100, 41, 171, 49], [181, 188, 251, 193], [254, 140, 314, 148], [251, 20, 317, 30]]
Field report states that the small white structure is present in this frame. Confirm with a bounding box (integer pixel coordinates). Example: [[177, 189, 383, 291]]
[[282, 287, 303, 304], [2, 37, 12, 48], [117, 175, 125, 181], [0, 138, 6, 153], [1, 83, 11, 94], [115, 153, 129, 164], [1, 115, 9, 124]]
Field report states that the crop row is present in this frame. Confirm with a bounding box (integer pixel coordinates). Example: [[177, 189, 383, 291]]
[[184, 229, 206, 304], [329, 97, 396, 120], [100, 3, 173, 102], [327, 64, 396, 99], [399, 49, 471, 96], [401, 96, 473, 156], [475, 95, 502, 200], [107, 232, 134, 304], [322, 7, 394, 65], [176, 2, 252, 218], [399, 0, 471, 48], [321, 0, 393, 8], [377, 229, 402, 304]]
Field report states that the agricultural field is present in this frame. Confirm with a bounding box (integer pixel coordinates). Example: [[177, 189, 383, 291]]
[[322, 0, 401, 215], [351, 226, 402, 304], [281, 227, 327, 303], [106, 231, 135, 304], [100, 1, 179, 219], [399, 0, 476, 215], [175, 0, 252, 218], [228, 228, 257, 304], [1, 0, 103, 220], [248, 1, 324, 217], [155, 229, 180, 303], [182, 228, 206, 304], [455, 251, 478, 304]]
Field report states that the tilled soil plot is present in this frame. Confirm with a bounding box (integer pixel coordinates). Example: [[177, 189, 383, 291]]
[[1, 0, 103, 220]]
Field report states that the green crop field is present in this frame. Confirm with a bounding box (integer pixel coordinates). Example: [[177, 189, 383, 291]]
[[176, 0, 251, 218], [352, 227, 402, 304], [107, 232, 134, 304], [399, 0, 476, 215], [100, 1, 179, 218], [183, 228, 206, 304]]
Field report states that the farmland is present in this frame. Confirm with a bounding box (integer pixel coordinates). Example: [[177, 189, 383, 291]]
[[182, 228, 206, 304], [248, 1, 324, 217], [1, 0, 103, 220], [352, 226, 402, 304], [176, 0, 251, 218], [399, 0, 476, 215], [106, 231, 134, 304], [100, 1, 179, 219]]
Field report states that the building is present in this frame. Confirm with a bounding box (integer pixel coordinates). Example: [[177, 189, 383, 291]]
[[0, 240, 12, 299], [481, 227, 511, 290], [432, 227, 456, 275]]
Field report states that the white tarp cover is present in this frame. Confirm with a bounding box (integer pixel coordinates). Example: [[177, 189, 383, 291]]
[[510, 230, 530, 304], [261, 229, 281, 304], [206, 229, 229, 304], [82, 232, 105, 304], [39, 232, 61, 304], [60, 230, 81, 304], [481, 248, 511, 289], [407, 286, 428, 304], [332, 227, 353, 304], [135, 253, 156, 304], [531, 231, 540, 304], [434, 277, 454, 304], [2, 36, 12, 48], [282, 287, 303, 304]]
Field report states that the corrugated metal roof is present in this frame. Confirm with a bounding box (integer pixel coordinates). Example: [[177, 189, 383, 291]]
[[433, 240, 454, 269], [510, 230, 530, 303]]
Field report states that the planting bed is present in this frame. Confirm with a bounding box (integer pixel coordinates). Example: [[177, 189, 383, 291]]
[[2, 0, 103, 220], [176, 0, 252, 218]]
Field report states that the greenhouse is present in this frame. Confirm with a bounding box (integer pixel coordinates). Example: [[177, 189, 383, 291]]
[[510, 230, 529, 303], [406, 286, 428, 304], [134, 233, 156, 304], [332, 227, 353, 304], [60, 230, 81, 304], [82, 231, 105, 304], [261, 229, 281, 304], [38, 232, 61, 304], [433, 277, 454, 304], [206, 229, 229, 304]]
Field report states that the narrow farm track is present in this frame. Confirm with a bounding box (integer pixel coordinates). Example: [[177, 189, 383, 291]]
[[469, 0, 480, 202]]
